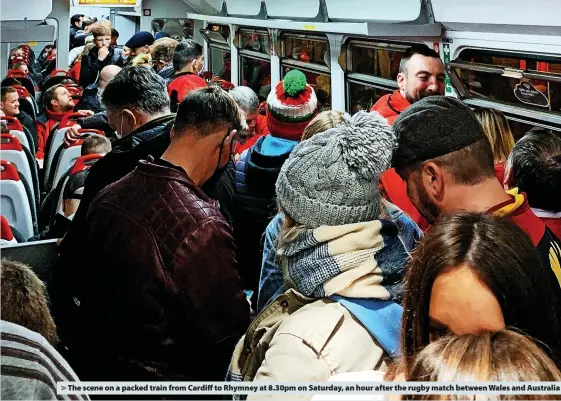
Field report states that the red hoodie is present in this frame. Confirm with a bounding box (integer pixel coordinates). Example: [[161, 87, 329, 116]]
[[35, 108, 74, 159], [371, 90, 430, 231], [167, 73, 207, 110]]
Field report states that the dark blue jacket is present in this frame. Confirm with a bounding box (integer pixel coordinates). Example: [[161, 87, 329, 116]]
[[232, 135, 297, 303]]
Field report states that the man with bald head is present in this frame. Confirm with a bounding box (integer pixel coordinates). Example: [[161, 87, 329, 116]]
[[75, 65, 122, 113]]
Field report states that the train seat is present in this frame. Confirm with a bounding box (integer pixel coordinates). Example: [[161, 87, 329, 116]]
[[0, 161, 34, 240]]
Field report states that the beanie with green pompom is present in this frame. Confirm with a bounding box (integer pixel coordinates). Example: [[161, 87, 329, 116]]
[[266, 69, 318, 141]]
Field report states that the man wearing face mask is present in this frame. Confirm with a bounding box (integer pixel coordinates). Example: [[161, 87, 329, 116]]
[[53, 67, 240, 351], [74, 65, 121, 113], [58, 86, 250, 383], [79, 25, 123, 88], [167, 39, 207, 112]]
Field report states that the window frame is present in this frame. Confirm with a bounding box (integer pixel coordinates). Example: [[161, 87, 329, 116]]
[[343, 39, 413, 114]]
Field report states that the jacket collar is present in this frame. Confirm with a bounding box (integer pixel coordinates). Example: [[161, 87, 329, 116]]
[[45, 108, 72, 121], [112, 114, 175, 150], [135, 159, 213, 204], [386, 90, 411, 115]]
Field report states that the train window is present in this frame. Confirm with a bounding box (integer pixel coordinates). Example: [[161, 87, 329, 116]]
[[347, 81, 393, 114], [344, 40, 412, 115], [281, 66, 331, 111], [200, 24, 231, 81], [237, 29, 271, 101], [449, 49, 561, 115], [151, 19, 194, 40], [280, 33, 331, 109]]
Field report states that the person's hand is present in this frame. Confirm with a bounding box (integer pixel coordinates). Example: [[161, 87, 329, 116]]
[[64, 124, 82, 146], [76, 109, 94, 117], [98, 46, 109, 61]]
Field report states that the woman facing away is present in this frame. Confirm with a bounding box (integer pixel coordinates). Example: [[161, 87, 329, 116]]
[[229, 111, 411, 400], [314, 329, 561, 401]]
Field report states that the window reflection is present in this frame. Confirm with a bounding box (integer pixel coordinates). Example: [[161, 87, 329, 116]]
[[241, 58, 271, 102], [284, 37, 329, 67], [151, 19, 194, 40], [455, 51, 561, 113], [348, 82, 393, 115], [282, 66, 331, 111]]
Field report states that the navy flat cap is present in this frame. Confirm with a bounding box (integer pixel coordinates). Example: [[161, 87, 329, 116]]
[[125, 31, 155, 49]]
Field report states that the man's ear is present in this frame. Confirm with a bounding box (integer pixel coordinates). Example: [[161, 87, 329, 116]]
[[397, 71, 406, 93], [422, 161, 445, 201], [123, 109, 137, 128]]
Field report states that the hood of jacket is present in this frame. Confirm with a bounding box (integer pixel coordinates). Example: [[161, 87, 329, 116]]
[[244, 135, 297, 195]]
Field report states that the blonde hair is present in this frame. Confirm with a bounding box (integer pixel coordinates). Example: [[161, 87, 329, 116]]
[[90, 24, 111, 38], [405, 329, 561, 400], [474, 108, 515, 164], [131, 53, 152, 67], [301, 110, 345, 141], [77, 43, 95, 63], [98, 19, 112, 29]]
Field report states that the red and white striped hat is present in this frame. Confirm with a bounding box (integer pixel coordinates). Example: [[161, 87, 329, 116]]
[[266, 70, 318, 141]]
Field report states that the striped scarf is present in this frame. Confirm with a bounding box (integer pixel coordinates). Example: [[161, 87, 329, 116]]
[[281, 219, 408, 301]]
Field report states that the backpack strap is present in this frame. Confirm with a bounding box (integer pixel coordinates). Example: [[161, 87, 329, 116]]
[[331, 295, 402, 358]]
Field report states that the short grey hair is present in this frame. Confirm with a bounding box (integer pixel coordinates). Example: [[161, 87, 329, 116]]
[[230, 86, 259, 113]]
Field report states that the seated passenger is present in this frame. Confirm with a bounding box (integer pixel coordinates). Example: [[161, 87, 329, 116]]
[[69, 86, 250, 382], [1, 320, 89, 401], [392, 96, 561, 294], [0, 259, 58, 345], [53, 67, 237, 347], [232, 70, 317, 305], [230, 86, 268, 158], [0, 86, 38, 152], [230, 112, 409, 394], [505, 130, 561, 241], [402, 213, 561, 369], [74, 64, 121, 113], [80, 132, 111, 156], [36, 84, 88, 159], [474, 107, 515, 183], [167, 39, 207, 112], [151, 37, 178, 80], [372, 44, 445, 232], [11, 62, 29, 76], [79, 25, 123, 88]]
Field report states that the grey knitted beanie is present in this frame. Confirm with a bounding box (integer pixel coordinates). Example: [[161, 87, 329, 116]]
[[276, 111, 396, 228]]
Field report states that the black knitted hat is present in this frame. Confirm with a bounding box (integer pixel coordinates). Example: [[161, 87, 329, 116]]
[[391, 96, 485, 167]]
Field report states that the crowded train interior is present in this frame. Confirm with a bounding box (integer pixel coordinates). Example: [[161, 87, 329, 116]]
[[1, 0, 561, 400]]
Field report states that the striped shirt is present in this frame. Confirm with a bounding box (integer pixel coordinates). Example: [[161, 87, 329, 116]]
[[1, 320, 89, 401]]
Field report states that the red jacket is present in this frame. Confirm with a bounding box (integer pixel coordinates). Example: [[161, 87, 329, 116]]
[[167, 72, 207, 111], [370, 89, 411, 125], [234, 114, 269, 157], [371, 90, 430, 231], [73, 159, 250, 381], [69, 61, 81, 82], [35, 109, 73, 159]]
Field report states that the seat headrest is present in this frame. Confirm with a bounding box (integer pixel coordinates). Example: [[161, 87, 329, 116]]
[[70, 154, 103, 176], [0, 215, 14, 241], [11, 85, 30, 98], [0, 160, 20, 181], [0, 133, 23, 151], [0, 116, 23, 132]]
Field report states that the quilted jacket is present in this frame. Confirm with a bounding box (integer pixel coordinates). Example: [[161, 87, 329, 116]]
[[69, 160, 250, 382], [53, 115, 237, 348]]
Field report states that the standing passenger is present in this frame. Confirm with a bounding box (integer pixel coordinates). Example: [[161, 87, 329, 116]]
[[52, 67, 236, 350], [65, 86, 250, 382], [474, 107, 515, 183], [505, 130, 561, 241], [232, 70, 317, 306], [372, 44, 446, 232], [391, 96, 561, 290], [167, 39, 207, 111], [79, 25, 123, 88], [231, 112, 409, 397]]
